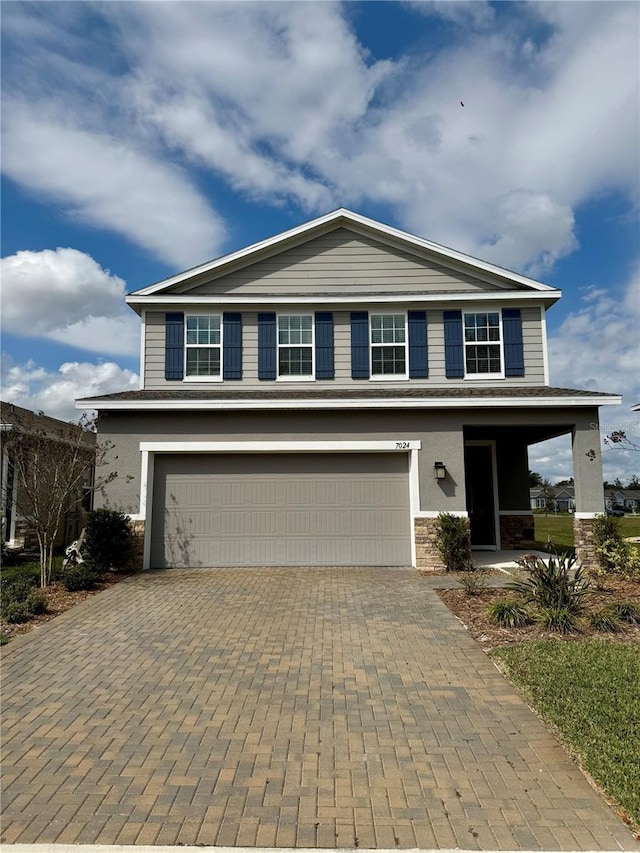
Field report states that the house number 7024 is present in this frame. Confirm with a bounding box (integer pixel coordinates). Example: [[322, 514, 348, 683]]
[[395, 441, 410, 449]]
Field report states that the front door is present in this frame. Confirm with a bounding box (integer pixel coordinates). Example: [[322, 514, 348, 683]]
[[464, 443, 497, 548]]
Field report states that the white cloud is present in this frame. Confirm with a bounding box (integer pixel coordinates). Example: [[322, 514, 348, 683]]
[[2, 105, 226, 269], [2, 2, 637, 274], [530, 268, 640, 484], [1, 248, 139, 357], [0, 356, 139, 423]]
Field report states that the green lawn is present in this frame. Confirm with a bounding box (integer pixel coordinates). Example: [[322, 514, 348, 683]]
[[534, 514, 640, 553], [493, 640, 640, 827]]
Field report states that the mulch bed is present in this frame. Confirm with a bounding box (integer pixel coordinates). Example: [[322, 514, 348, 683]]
[[0, 572, 133, 642], [437, 575, 640, 651]]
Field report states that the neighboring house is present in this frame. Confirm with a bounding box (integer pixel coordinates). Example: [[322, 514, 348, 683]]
[[1, 401, 95, 551], [77, 209, 620, 571], [605, 489, 640, 512], [529, 485, 576, 513]]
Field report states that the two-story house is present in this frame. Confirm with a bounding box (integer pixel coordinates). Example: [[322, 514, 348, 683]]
[[78, 209, 620, 571]]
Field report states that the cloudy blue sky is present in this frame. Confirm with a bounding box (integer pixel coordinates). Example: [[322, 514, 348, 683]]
[[1, 0, 638, 483]]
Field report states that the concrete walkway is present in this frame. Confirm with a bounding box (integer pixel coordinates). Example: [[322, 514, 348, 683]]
[[1, 568, 637, 850]]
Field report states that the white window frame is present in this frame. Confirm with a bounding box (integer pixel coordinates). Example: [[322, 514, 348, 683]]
[[463, 309, 505, 379], [370, 312, 408, 380], [277, 314, 315, 381], [184, 312, 223, 382]]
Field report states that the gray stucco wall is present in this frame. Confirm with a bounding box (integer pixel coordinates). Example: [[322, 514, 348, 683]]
[[96, 406, 604, 518]]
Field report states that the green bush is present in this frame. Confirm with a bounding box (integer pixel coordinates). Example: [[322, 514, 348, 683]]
[[0, 582, 48, 624], [488, 599, 532, 628], [591, 513, 640, 579], [63, 564, 100, 592], [510, 551, 590, 613], [85, 509, 132, 573], [0, 571, 38, 619], [25, 590, 48, 615], [435, 513, 472, 572], [2, 600, 33, 623]]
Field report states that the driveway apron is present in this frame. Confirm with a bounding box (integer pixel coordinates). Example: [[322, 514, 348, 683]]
[[1, 567, 637, 850]]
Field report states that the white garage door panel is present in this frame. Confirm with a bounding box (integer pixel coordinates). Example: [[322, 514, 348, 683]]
[[151, 453, 411, 568]]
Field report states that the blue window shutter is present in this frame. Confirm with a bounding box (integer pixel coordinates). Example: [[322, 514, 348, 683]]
[[258, 313, 277, 380], [165, 312, 184, 380], [503, 308, 525, 377], [443, 310, 464, 378], [408, 311, 428, 378], [351, 312, 369, 379], [223, 313, 242, 380], [315, 312, 334, 379]]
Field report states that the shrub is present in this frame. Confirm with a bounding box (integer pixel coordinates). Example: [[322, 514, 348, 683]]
[[25, 590, 48, 616], [592, 513, 622, 572], [610, 601, 640, 624], [539, 606, 578, 634], [509, 551, 590, 613], [0, 571, 39, 619], [488, 599, 532, 628], [63, 564, 100, 592], [591, 513, 640, 579], [435, 513, 472, 572], [0, 585, 48, 623], [457, 566, 489, 596], [587, 609, 621, 633], [85, 509, 132, 573], [2, 600, 33, 623]]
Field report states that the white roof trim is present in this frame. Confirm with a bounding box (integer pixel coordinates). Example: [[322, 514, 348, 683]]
[[77, 394, 621, 412], [126, 290, 559, 307], [131, 208, 560, 297]]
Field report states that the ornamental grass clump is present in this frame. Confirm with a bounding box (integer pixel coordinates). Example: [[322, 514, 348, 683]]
[[457, 566, 489, 596], [488, 599, 532, 628]]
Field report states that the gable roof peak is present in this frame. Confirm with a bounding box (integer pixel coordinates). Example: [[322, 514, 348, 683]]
[[128, 207, 561, 299]]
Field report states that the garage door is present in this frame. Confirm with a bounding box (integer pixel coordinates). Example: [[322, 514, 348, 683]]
[[150, 453, 411, 568]]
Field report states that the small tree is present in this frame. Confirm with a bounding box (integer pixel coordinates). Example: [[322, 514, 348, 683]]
[[2, 407, 116, 588], [540, 479, 557, 514]]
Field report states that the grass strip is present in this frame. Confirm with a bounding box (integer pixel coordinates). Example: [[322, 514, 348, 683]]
[[493, 639, 640, 826]]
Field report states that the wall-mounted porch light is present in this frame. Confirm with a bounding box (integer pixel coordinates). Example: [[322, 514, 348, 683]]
[[434, 461, 447, 480]]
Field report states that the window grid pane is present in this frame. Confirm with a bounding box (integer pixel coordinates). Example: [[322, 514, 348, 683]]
[[371, 314, 405, 345], [279, 347, 313, 376], [186, 315, 220, 345], [186, 348, 221, 376], [465, 344, 501, 374], [372, 346, 406, 375], [279, 315, 312, 345]]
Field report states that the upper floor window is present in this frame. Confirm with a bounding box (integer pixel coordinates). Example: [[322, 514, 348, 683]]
[[185, 314, 222, 378], [370, 314, 407, 376], [464, 312, 502, 375], [278, 314, 313, 377]]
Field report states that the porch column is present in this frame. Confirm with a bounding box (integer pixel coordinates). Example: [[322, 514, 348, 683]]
[[572, 412, 605, 569]]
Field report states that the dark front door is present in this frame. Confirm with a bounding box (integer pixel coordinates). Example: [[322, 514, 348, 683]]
[[464, 444, 496, 548]]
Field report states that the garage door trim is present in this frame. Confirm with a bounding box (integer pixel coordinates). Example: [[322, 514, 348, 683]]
[[137, 440, 422, 569]]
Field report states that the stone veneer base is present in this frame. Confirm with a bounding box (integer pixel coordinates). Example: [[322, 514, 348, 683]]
[[574, 517, 598, 570], [414, 516, 471, 572]]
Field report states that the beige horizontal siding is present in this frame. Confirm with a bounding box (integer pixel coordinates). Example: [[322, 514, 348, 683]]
[[144, 304, 546, 390], [172, 229, 514, 296]]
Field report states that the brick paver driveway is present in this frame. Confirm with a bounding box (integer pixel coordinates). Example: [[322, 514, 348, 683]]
[[1, 568, 638, 850]]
